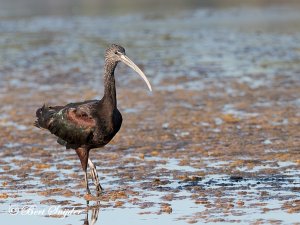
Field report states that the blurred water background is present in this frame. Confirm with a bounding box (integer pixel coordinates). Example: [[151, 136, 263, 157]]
[[1, 0, 300, 225]]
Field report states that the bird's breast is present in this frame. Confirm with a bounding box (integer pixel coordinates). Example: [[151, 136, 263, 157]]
[[92, 109, 122, 147]]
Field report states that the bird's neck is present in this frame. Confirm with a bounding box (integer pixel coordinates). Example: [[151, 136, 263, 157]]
[[103, 60, 118, 108]]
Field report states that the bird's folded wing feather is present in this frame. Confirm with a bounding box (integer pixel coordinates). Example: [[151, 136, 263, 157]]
[[37, 101, 97, 145]]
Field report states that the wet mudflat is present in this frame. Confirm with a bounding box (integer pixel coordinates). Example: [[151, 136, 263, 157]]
[[0, 6, 300, 225]]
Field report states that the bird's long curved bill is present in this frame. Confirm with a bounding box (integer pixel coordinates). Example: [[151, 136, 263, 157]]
[[120, 55, 152, 91]]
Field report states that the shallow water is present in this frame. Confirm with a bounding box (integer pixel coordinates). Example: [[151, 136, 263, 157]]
[[1, 4, 300, 225]]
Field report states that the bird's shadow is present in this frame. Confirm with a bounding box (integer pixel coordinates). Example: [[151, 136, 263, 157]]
[[83, 201, 101, 225]]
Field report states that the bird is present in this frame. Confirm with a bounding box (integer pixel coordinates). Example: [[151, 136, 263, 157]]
[[35, 44, 152, 196]]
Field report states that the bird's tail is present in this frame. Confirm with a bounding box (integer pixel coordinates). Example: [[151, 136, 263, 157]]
[[34, 104, 56, 129]]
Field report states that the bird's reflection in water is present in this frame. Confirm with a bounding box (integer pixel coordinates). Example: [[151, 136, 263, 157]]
[[83, 201, 100, 225]]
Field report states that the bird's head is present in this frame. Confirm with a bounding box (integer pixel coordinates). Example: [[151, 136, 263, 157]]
[[105, 44, 152, 91]]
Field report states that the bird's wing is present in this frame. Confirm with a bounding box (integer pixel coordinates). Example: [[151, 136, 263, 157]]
[[35, 100, 98, 146]]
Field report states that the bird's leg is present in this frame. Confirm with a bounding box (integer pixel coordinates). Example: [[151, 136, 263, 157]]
[[84, 170, 91, 195], [75, 147, 91, 195], [88, 158, 103, 195]]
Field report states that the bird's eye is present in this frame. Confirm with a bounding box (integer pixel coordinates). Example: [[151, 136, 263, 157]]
[[115, 51, 124, 55]]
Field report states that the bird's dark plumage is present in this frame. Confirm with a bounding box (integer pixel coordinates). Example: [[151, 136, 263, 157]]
[[35, 100, 122, 150], [35, 44, 152, 197]]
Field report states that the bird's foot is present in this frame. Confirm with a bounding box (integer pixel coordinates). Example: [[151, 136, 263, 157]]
[[95, 184, 103, 197]]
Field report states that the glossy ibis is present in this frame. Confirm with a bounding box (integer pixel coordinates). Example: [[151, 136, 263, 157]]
[[35, 44, 152, 196]]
